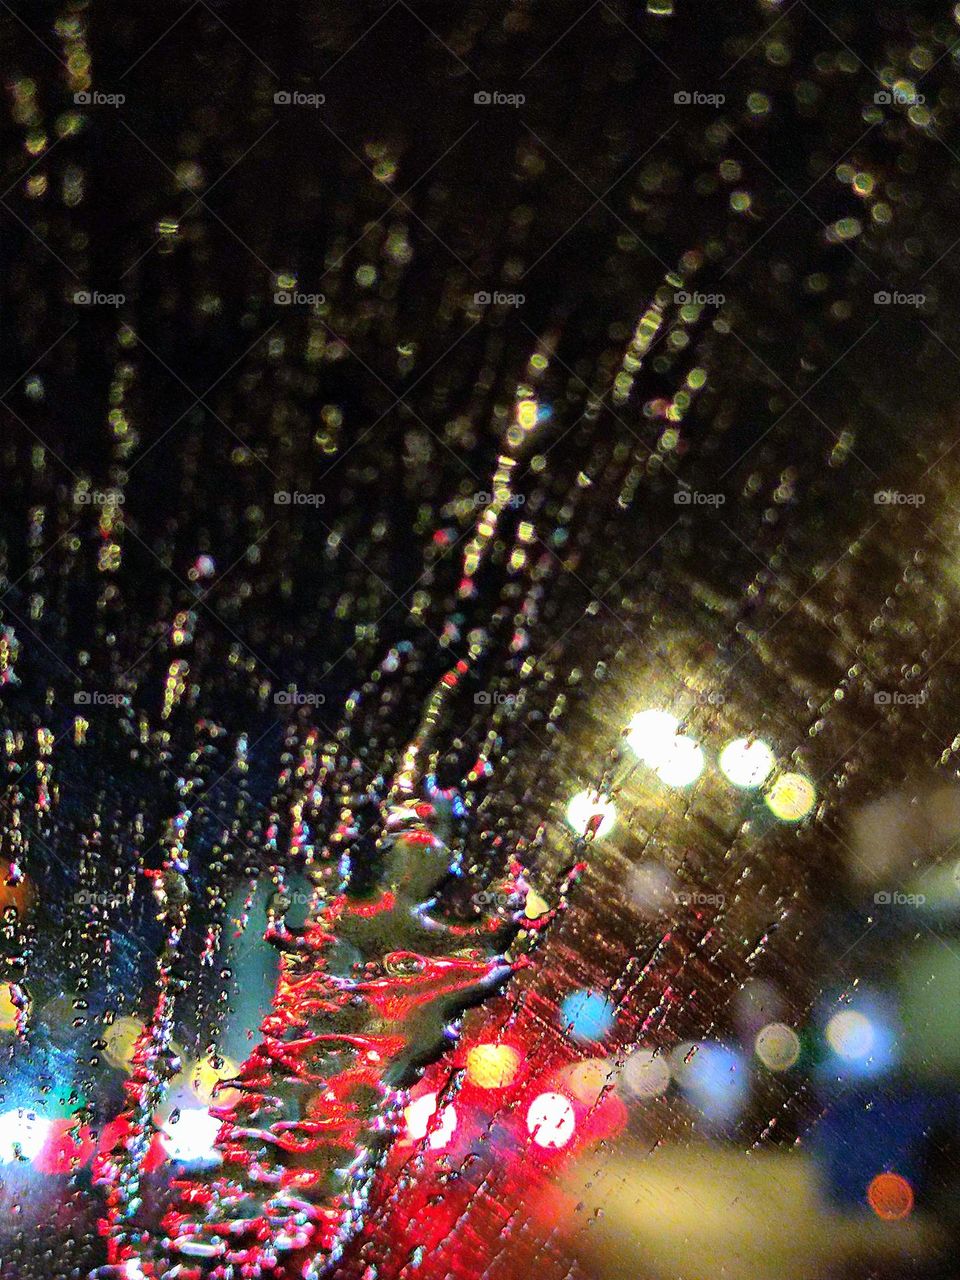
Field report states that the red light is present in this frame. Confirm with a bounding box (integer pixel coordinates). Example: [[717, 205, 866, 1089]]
[[34, 1118, 95, 1175]]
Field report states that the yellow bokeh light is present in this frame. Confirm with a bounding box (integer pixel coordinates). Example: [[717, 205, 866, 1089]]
[[764, 771, 816, 821], [466, 1043, 520, 1089], [517, 399, 539, 430], [0, 986, 18, 1033], [754, 1022, 800, 1071], [186, 1055, 240, 1106]]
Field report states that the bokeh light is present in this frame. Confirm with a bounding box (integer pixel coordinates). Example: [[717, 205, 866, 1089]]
[[0, 1109, 50, 1163], [34, 1118, 95, 1175], [465, 1043, 520, 1089], [625, 709, 680, 761], [564, 790, 617, 838], [560, 989, 616, 1042], [867, 1171, 914, 1220], [620, 1047, 671, 1098], [159, 1108, 221, 1164], [764, 771, 816, 820], [825, 1010, 875, 1060], [718, 737, 775, 788], [652, 733, 705, 788], [671, 1042, 748, 1122], [754, 1022, 801, 1071], [526, 1092, 576, 1149], [562, 1058, 616, 1105], [403, 1092, 457, 1150], [0, 985, 18, 1033], [626, 861, 677, 917], [185, 1055, 240, 1107], [820, 991, 899, 1080]]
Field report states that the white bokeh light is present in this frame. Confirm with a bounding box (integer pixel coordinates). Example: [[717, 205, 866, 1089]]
[[626, 709, 680, 762], [159, 1108, 221, 1163], [718, 737, 775, 788], [652, 734, 705, 787], [565, 790, 617, 838], [526, 1091, 576, 1149], [0, 1108, 50, 1163], [404, 1092, 457, 1150], [620, 1048, 671, 1098]]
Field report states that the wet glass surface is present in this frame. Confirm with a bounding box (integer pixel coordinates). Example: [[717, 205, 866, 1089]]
[[2, 3, 960, 1277]]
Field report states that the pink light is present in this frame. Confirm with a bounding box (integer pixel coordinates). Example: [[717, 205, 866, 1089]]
[[526, 1091, 576, 1149]]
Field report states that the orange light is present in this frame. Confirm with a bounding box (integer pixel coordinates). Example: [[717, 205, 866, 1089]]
[[867, 1171, 914, 1220]]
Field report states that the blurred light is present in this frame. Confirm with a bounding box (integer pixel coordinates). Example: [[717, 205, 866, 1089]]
[[620, 1048, 671, 1098], [185, 1055, 239, 1106], [867, 1171, 914, 1220], [626, 710, 680, 761], [159, 1108, 221, 1163], [671, 1042, 748, 1122], [404, 1092, 457, 1149], [0, 986, 17, 1032], [754, 1022, 800, 1071], [819, 991, 898, 1081], [563, 1058, 616, 1105], [34, 1117, 95, 1174], [764, 771, 816, 821], [652, 734, 704, 787], [718, 737, 775, 788], [526, 1092, 576, 1149], [0, 1108, 50, 1163], [103, 1016, 147, 1069], [524, 889, 550, 920], [626, 862, 676, 918], [565, 790, 616, 838], [825, 1010, 875, 1060], [466, 1043, 520, 1089], [733, 979, 784, 1037], [560, 989, 616, 1042]]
